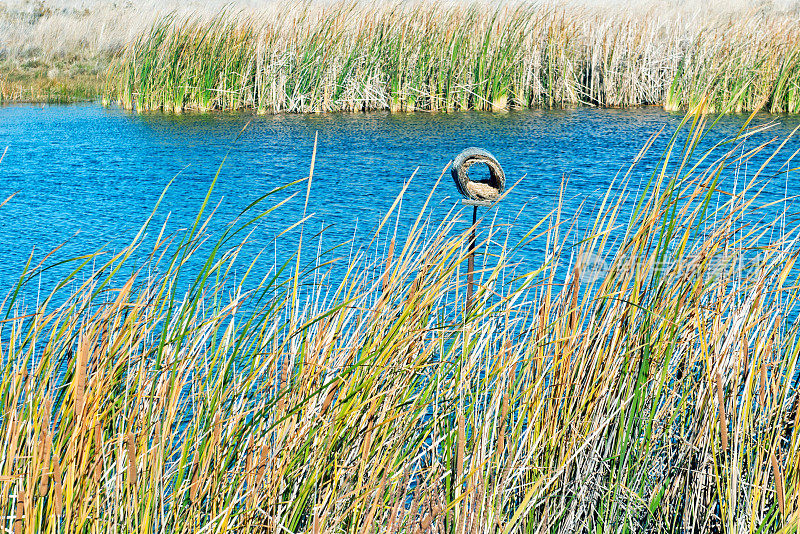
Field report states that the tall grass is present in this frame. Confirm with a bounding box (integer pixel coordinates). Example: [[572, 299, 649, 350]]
[[665, 18, 800, 113], [1, 110, 799, 532], [104, 1, 800, 113], [0, 70, 101, 104]]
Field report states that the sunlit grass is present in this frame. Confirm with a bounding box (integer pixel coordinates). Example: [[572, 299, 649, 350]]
[[0, 65, 101, 104], [1, 109, 799, 532], [104, 1, 800, 114]]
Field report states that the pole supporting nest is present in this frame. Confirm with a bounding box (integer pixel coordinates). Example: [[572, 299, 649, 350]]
[[462, 199, 493, 207], [451, 147, 505, 202], [450, 147, 506, 313], [467, 204, 478, 311]]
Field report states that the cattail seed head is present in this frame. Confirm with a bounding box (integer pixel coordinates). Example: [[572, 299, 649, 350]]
[[189, 462, 200, 504], [770, 450, 785, 518], [213, 411, 222, 449], [715, 372, 728, 451], [39, 427, 51, 498], [126, 432, 136, 487], [256, 442, 269, 486], [75, 336, 90, 422], [13, 488, 24, 534], [53, 456, 63, 516]]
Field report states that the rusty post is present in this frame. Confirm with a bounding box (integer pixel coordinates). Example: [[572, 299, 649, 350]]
[[466, 204, 477, 312]]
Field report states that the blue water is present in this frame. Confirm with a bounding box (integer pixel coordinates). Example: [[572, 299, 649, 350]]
[[1, 104, 799, 306]]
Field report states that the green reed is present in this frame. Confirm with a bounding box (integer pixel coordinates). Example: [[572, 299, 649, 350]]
[[103, 1, 800, 114], [1, 109, 799, 532]]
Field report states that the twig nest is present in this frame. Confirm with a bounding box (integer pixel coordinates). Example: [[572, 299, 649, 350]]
[[451, 147, 505, 202]]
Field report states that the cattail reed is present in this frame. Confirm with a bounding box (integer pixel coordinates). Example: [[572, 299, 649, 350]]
[[244, 435, 254, 484], [38, 426, 50, 498], [740, 332, 748, 370], [408, 479, 422, 527], [770, 450, 785, 518], [715, 372, 729, 451], [358, 468, 389, 534], [189, 463, 200, 504], [497, 375, 509, 459], [387, 466, 409, 534], [255, 442, 268, 487], [312, 506, 320, 534], [52, 455, 63, 517], [38, 397, 52, 498], [382, 238, 395, 294], [3, 415, 19, 506], [13, 488, 24, 534], [417, 504, 441, 533], [105, 2, 800, 114], [457, 412, 465, 484], [320, 379, 339, 414], [470, 482, 485, 534], [126, 432, 136, 487], [74, 336, 89, 422], [212, 412, 222, 450], [0, 111, 797, 530]]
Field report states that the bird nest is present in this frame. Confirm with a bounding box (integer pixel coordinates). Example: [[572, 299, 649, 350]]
[[451, 147, 505, 202]]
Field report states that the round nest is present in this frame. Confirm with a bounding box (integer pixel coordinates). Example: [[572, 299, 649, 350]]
[[450, 147, 505, 202]]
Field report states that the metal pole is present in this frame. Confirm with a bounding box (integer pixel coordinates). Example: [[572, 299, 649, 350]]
[[466, 204, 477, 312], [452, 147, 505, 314]]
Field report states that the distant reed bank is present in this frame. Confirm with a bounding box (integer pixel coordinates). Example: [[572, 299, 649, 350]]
[[104, 1, 800, 113]]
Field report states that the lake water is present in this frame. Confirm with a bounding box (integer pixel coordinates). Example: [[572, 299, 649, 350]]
[[1, 104, 799, 306]]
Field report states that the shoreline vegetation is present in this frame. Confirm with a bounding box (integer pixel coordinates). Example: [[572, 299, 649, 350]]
[[0, 0, 231, 104], [1, 109, 798, 530], [1, 1, 800, 112], [106, 2, 800, 114]]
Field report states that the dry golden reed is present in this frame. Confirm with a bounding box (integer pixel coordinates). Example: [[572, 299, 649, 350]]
[[105, 1, 800, 114], [0, 109, 797, 531]]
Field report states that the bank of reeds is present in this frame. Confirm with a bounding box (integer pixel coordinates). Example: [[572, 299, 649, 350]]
[[1, 112, 799, 532], [0, 0, 232, 104], [103, 1, 800, 114]]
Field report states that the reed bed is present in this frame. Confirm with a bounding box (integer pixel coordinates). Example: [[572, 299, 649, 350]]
[[103, 1, 800, 114], [0, 0, 245, 103], [1, 111, 799, 532]]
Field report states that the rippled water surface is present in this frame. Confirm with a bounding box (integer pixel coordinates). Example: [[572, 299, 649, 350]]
[[1, 104, 799, 302]]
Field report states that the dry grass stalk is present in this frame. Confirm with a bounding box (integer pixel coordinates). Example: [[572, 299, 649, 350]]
[[213, 411, 222, 450], [382, 238, 395, 295], [94, 422, 103, 484], [0, 112, 796, 531], [497, 370, 509, 460], [715, 372, 729, 451], [104, 1, 800, 114]]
